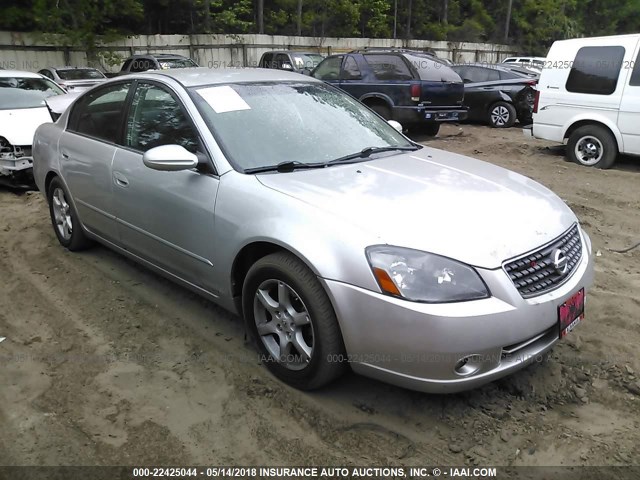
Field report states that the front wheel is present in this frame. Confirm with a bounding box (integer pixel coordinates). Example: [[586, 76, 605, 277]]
[[566, 125, 617, 169], [242, 252, 346, 390], [47, 177, 92, 251]]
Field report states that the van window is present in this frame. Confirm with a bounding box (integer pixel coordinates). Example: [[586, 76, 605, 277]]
[[566, 46, 625, 95], [629, 51, 640, 86]]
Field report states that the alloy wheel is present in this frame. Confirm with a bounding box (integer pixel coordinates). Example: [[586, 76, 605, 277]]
[[253, 279, 314, 370], [574, 135, 604, 166], [491, 105, 511, 127], [52, 187, 73, 241]]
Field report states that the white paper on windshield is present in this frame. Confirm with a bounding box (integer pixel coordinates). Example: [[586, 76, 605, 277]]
[[197, 85, 251, 113]]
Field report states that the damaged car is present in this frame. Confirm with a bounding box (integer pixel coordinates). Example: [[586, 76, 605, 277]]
[[451, 64, 537, 128], [0, 70, 65, 187]]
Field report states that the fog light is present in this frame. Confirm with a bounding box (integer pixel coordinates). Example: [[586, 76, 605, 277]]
[[454, 355, 482, 376]]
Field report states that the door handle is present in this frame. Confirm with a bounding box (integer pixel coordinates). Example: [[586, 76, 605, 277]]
[[113, 171, 129, 187], [61, 151, 69, 159]]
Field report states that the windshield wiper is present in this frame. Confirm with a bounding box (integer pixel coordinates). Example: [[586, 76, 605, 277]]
[[244, 145, 420, 174], [244, 160, 328, 174], [328, 145, 420, 165]]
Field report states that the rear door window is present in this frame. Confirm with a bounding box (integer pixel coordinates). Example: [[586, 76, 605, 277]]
[[628, 49, 640, 86], [364, 55, 414, 81], [464, 66, 500, 83], [68, 82, 132, 143], [566, 46, 625, 95], [261, 53, 273, 68]]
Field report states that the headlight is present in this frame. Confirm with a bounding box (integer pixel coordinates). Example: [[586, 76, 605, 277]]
[[366, 246, 489, 303]]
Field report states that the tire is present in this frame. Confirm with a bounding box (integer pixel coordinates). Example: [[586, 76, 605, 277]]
[[488, 101, 516, 128], [47, 176, 92, 251], [368, 102, 392, 120], [242, 252, 346, 390], [422, 122, 441, 137], [566, 125, 617, 169]]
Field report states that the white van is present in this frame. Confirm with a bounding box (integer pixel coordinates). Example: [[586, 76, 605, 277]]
[[526, 34, 640, 169]]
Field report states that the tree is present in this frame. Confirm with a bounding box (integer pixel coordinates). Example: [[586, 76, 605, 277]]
[[30, 0, 143, 57], [504, 0, 512, 42]]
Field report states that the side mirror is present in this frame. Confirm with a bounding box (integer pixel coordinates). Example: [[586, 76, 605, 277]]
[[281, 63, 294, 71], [142, 144, 198, 171], [388, 120, 403, 133]]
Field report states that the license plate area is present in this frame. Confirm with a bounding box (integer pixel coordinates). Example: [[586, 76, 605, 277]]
[[425, 112, 459, 121], [558, 288, 585, 338]]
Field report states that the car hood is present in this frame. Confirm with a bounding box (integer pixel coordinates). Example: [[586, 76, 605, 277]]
[[45, 92, 82, 115], [0, 107, 53, 146], [257, 147, 578, 268]]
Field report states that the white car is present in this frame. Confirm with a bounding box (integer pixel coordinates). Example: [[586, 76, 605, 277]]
[[0, 70, 65, 186], [502, 56, 545, 73], [38, 66, 107, 93], [526, 34, 640, 169]]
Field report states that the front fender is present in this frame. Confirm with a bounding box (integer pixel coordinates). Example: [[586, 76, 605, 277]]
[[213, 173, 381, 298]]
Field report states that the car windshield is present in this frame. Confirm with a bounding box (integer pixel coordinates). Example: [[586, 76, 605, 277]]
[[158, 58, 198, 69], [0, 76, 64, 109], [191, 82, 413, 172], [57, 68, 105, 80], [292, 54, 323, 70]]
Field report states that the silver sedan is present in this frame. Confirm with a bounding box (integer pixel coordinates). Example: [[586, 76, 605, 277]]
[[33, 68, 594, 393]]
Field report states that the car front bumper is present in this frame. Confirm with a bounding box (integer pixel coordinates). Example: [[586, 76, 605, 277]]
[[0, 155, 33, 176], [321, 229, 594, 394]]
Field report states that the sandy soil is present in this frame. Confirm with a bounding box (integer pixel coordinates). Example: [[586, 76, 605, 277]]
[[1, 124, 639, 472]]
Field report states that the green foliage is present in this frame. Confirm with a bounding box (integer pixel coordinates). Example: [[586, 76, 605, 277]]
[[210, 0, 254, 33], [1, 0, 640, 55]]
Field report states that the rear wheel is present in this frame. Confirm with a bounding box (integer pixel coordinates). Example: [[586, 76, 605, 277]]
[[242, 252, 346, 390], [488, 101, 516, 128], [47, 177, 92, 251], [367, 102, 392, 120], [422, 122, 441, 137], [567, 125, 617, 169]]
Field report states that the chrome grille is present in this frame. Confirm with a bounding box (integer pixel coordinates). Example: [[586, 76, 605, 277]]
[[504, 224, 582, 298]]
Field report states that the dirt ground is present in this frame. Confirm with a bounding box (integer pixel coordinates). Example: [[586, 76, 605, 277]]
[[1, 124, 639, 472]]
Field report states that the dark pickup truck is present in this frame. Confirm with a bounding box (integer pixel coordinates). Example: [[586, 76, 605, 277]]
[[311, 50, 467, 136]]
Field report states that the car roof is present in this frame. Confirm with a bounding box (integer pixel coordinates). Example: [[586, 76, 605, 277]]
[[131, 67, 322, 87], [263, 51, 321, 55], [0, 69, 43, 78], [127, 54, 191, 59], [50, 66, 100, 71]]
